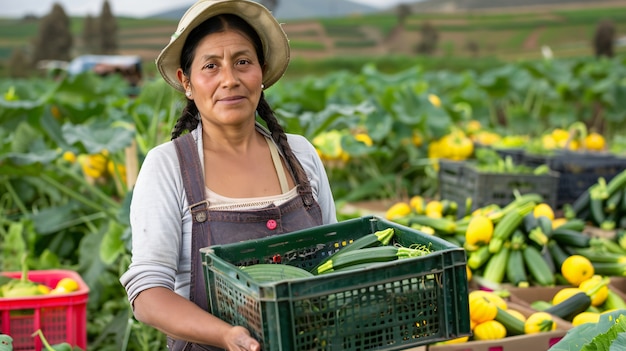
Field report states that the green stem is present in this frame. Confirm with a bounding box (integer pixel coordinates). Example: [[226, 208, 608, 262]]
[[52, 165, 119, 208], [2, 179, 29, 215], [56, 212, 108, 231], [39, 173, 118, 219], [31, 329, 55, 351]]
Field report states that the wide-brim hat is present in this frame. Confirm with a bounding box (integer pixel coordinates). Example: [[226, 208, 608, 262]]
[[156, 0, 290, 92]]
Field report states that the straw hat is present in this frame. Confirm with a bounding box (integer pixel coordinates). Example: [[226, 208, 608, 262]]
[[156, 0, 290, 92]]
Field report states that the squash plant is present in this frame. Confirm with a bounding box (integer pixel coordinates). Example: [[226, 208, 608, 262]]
[[549, 309, 626, 350]]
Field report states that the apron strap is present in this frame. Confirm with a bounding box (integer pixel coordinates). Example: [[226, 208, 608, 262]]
[[265, 136, 290, 194], [173, 133, 210, 311]]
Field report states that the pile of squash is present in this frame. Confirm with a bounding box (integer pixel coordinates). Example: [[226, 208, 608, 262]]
[[439, 290, 559, 345]]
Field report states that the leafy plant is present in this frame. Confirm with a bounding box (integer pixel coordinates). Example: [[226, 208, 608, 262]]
[[549, 309, 626, 350]]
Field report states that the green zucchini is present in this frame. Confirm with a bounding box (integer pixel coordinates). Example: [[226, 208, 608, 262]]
[[310, 228, 395, 274], [483, 245, 510, 284], [547, 240, 569, 272], [603, 289, 626, 310], [522, 245, 555, 286], [606, 169, 626, 198], [543, 291, 591, 321], [617, 230, 626, 251], [591, 262, 626, 276], [550, 228, 591, 248], [522, 213, 538, 234], [553, 218, 586, 232], [545, 278, 610, 321], [531, 300, 552, 311], [506, 248, 528, 287], [536, 215, 553, 237], [240, 264, 314, 283], [468, 245, 491, 270], [572, 188, 590, 218], [315, 246, 399, 274], [605, 188, 623, 214], [495, 306, 525, 336]]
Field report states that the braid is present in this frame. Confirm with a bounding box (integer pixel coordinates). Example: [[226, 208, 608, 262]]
[[257, 93, 311, 191], [171, 100, 200, 140]]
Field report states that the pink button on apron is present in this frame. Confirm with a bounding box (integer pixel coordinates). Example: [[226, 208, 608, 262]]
[[266, 219, 277, 230]]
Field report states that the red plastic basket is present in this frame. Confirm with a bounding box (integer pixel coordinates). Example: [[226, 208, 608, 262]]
[[0, 269, 89, 351]]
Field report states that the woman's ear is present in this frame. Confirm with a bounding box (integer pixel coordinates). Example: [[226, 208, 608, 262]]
[[176, 68, 189, 91]]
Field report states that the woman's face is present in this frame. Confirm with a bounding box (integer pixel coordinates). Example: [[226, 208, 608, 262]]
[[180, 29, 264, 128]]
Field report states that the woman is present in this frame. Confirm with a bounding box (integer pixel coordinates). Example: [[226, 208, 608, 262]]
[[119, 1, 337, 350]]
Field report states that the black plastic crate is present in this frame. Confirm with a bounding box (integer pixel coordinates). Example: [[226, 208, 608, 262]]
[[473, 144, 525, 165], [438, 160, 559, 216], [201, 216, 470, 351], [522, 151, 626, 206]]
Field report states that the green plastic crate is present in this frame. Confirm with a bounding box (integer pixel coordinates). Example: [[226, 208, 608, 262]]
[[201, 216, 470, 351]]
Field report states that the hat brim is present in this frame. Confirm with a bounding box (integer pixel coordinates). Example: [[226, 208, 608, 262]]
[[156, 0, 290, 92]]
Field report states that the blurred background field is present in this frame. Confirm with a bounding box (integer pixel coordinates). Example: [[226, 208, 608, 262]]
[[1, 0, 625, 78]]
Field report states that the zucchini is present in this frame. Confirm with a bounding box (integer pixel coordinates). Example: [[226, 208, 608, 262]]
[[527, 227, 549, 247], [495, 306, 526, 336], [617, 230, 626, 251], [468, 245, 491, 270], [315, 246, 399, 274], [545, 278, 610, 321], [506, 248, 528, 287], [240, 264, 314, 283], [553, 218, 586, 232], [606, 169, 626, 198], [483, 245, 510, 284], [531, 300, 553, 311], [547, 240, 569, 272], [590, 197, 606, 227], [536, 216, 553, 237], [544, 291, 591, 321], [489, 202, 534, 253], [572, 188, 590, 218], [407, 215, 457, 235], [550, 228, 591, 248], [541, 246, 556, 275], [522, 213, 538, 234], [310, 228, 395, 274], [603, 289, 626, 310], [589, 183, 607, 226], [523, 245, 555, 286], [591, 262, 626, 276], [572, 248, 626, 264], [605, 188, 623, 214]]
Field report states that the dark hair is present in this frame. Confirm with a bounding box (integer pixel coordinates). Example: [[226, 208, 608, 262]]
[[170, 14, 311, 193]]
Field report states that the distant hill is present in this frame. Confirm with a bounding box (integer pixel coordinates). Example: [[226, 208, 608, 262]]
[[148, 0, 382, 21], [408, 0, 626, 11]]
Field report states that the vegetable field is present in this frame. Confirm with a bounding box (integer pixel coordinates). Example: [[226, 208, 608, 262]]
[[1, 52, 626, 350]]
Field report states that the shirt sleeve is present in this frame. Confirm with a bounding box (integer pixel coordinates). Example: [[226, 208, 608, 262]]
[[119, 141, 191, 305]]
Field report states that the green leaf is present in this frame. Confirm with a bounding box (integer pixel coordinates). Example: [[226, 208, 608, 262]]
[[609, 332, 626, 351], [550, 310, 626, 351], [100, 220, 125, 265], [62, 120, 134, 154], [30, 203, 78, 235]]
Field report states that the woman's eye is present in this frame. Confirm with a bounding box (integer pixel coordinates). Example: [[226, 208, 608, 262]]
[[203, 63, 216, 69], [237, 59, 250, 65]]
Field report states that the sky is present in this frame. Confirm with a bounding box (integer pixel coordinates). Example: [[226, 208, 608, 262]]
[[0, 0, 408, 18]]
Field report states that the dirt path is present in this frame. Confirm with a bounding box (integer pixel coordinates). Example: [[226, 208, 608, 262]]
[[523, 27, 546, 50]]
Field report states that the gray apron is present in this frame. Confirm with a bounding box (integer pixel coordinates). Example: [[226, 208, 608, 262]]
[[168, 132, 323, 351]]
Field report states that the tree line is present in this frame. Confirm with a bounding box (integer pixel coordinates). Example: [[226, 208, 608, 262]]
[[9, 1, 118, 78]]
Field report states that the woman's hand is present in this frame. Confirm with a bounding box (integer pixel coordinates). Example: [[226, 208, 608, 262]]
[[224, 326, 260, 351]]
